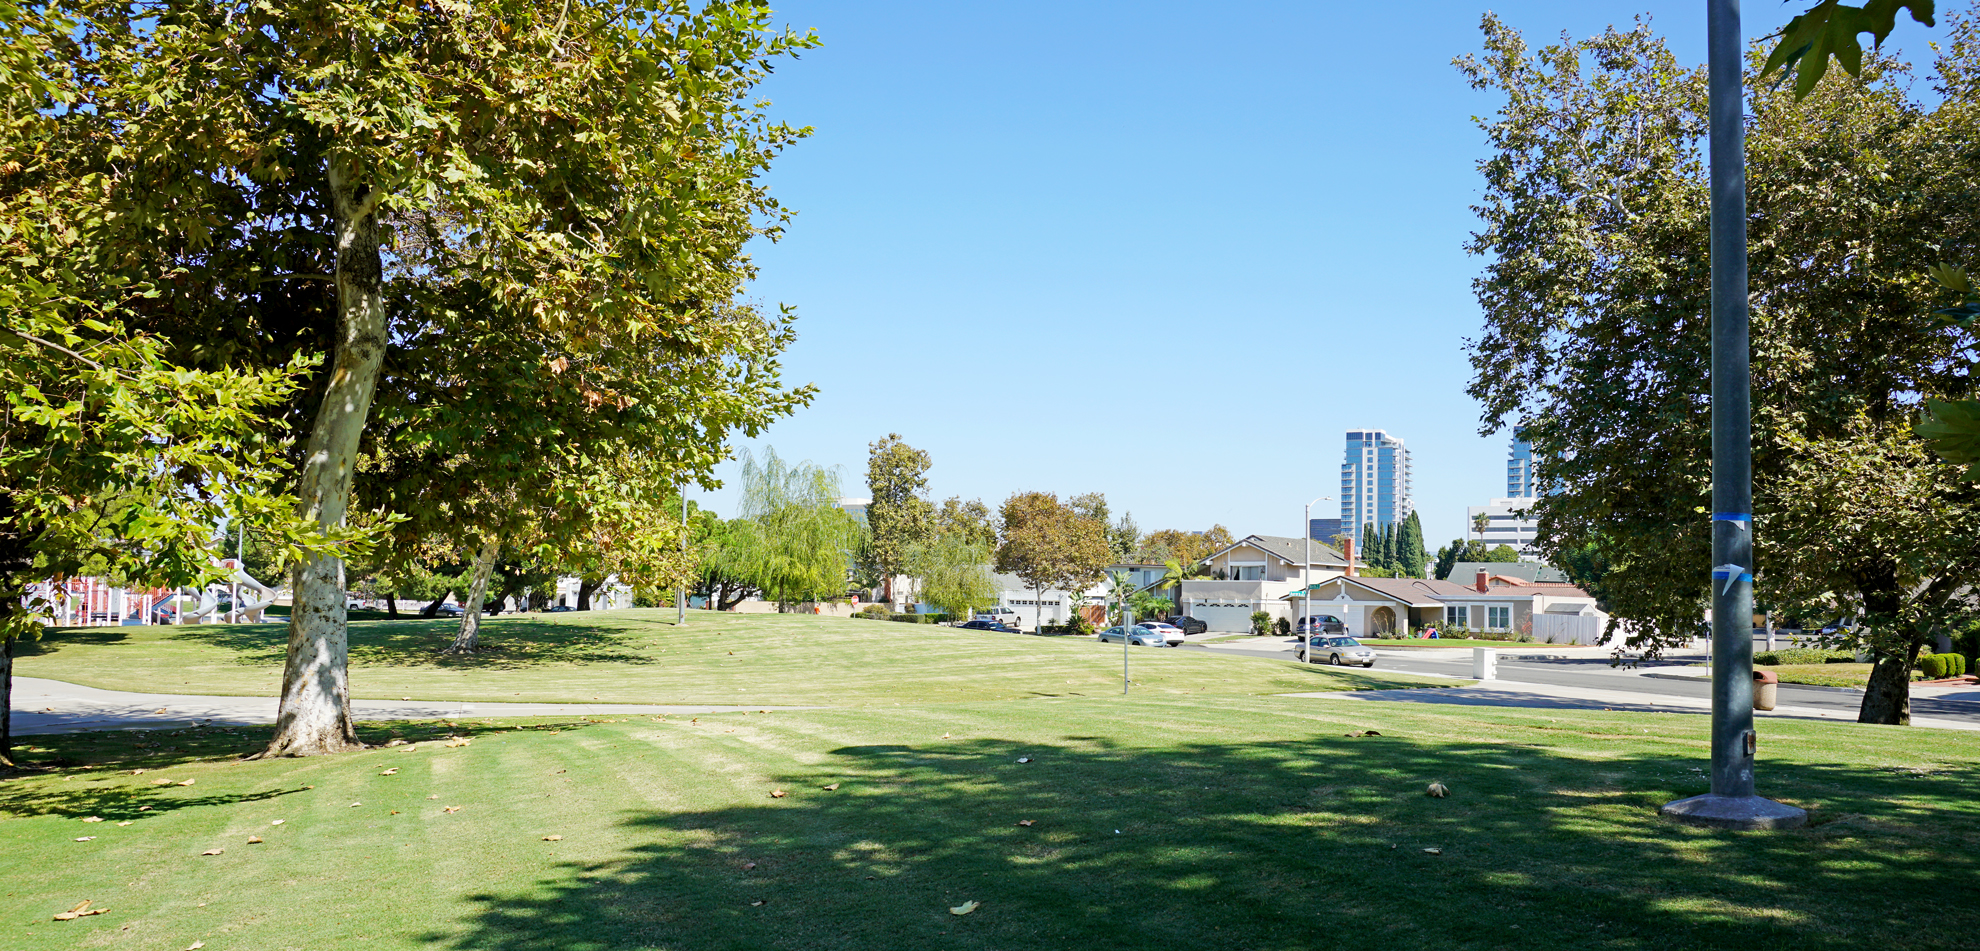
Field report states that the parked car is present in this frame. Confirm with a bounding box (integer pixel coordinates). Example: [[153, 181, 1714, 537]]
[[1136, 621, 1186, 646], [1096, 625, 1169, 647], [1162, 615, 1209, 635], [972, 607, 1021, 628], [546, 605, 575, 613], [1294, 614, 1347, 636], [1301, 635, 1376, 667], [959, 619, 1020, 633], [436, 603, 465, 616]]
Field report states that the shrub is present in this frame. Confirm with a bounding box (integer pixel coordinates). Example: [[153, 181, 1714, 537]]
[[1274, 617, 1291, 637], [1918, 653, 1967, 679], [858, 604, 891, 619], [1250, 611, 1273, 636], [1753, 648, 1855, 666]]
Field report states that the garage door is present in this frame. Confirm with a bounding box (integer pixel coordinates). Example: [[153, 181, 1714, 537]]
[[1186, 601, 1261, 633]]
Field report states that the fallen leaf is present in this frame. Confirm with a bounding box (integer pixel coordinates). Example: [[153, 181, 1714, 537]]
[[201, 848, 223, 856], [52, 899, 107, 921], [542, 835, 563, 841], [400, 697, 411, 701], [400, 744, 418, 752], [769, 790, 787, 799], [1426, 783, 1450, 799], [270, 819, 285, 825], [153, 708, 168, 714], [380, 768, 399, 776], [350, 802, 363, 808], [1422, 848, 1443, 855], [117, 822, 133, 827], [743, 862, 757, 870], [139, 806, 151, 812], [1016, 757, 1031, 764], [444, 806, 461, 813], [950, 901, 979, 916], [247, 836, 263, 844], [942, 733, 951, 739], [187, 942, 206, 950], [445, 736, 470, 748], [81, 816, 103, 823], [131, 769, 146, 775], [427, 795, 439, 800], [178, 779, 196, 787], [822, 783, 840, 791], [750, 900, 766, 907], [74, 837, 96, 842], [1364, 729, 1382, 736], [152, 779, 174, 786], [1017, 820, 1035, 827], [385, 739, 407, 747]]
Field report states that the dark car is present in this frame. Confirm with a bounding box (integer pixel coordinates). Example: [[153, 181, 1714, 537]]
[[958, 619, 1020, 633], [1294, 614, 1347, 636], [1163, 615, 1209, 635], [547, 605, 575, 613]]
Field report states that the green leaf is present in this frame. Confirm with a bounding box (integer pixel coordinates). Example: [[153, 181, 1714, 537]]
[[1763, 0, 1935, 99], [1916, 398, 1980, 480]]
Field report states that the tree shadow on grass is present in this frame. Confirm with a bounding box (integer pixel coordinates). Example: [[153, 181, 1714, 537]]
[[427, 731, 1980, 951], [143, 617, 657, 670]]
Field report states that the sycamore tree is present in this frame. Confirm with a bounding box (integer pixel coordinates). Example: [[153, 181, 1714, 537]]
[[1460, 11, 1980, 724], [33, 0, 818, 754]]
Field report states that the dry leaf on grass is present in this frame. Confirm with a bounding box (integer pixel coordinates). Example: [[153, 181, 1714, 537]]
[[152, 779, 174, 786], [445, 737, 470, 748], [1017, 820, 1035, 827], [201, 848, 224, 856], [53, 900, 106, 921], [81, 816, 103, 823], [769, 790, 787, 799], [542, 835, 563, 841], [400, 744, 418, 752], [74, 837, 96, 842], [444, 806, 461, 814], [139, 806, 151, 812], [749, 900, 766, 907], [385, 739, 406, 747], [950, 901, 979, 916], [178, 779, 196, 787], [247, 836, 263, 844], [942, 733, 951, 739], [1016, 757, 1031, 764], [117, 822, 133, 827], [1421, 848, 1443, 855], [380, 768, 398, 776], [1426, 783, 1450, 799], [350, 802, 363, 808], [270, 819, 285, 825], [822, 783, 840, 791], [743, 862, 757, 870], [186, 942, 206, 950]]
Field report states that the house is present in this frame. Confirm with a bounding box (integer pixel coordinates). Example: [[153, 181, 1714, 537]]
[[1286, 567, 1607, 641], [992, 572, 1109, 630], [1173, 534, 1352, 632], [1444, 561, 1569, 584]]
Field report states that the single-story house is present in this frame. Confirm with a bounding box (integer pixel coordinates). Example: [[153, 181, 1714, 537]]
[[992, 572, 1109, 630], [1286, 567, 1608, 642], [1172, 534, 1352, 632]]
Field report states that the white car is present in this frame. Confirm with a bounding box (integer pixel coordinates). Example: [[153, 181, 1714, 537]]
[[1135, 621, 1186, 646], [973, 607, 1021, 628]]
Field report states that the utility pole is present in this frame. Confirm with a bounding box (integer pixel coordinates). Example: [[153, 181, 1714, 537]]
[[1661, 0, 1805, 830], [1302, 496, 1329, 661]]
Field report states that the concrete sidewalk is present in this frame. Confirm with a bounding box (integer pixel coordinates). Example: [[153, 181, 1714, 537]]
[[1285, 677, 1980, 731], [8, 677, 810, 736]]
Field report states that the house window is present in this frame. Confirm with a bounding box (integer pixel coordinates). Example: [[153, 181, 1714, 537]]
[[1448, 606, 1468, 629], [1234, 565, 1265, 581], [1488, 606, 1510, 630]]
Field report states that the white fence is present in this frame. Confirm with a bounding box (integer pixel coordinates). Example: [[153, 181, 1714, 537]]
[[1531, 612, 1606, 646]]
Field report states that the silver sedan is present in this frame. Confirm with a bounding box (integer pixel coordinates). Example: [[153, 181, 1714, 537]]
[[1097, 625, 1170, 647], [1301, 635, 1376, 667]]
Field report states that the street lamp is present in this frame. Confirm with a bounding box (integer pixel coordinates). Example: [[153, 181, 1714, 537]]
[[677, 491, 688, 626], [1659, 0, 1804, 831], [1302, 495, 1330, 662]]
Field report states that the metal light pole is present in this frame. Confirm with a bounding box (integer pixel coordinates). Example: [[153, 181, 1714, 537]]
[[1661, 0, 1805, 830], [1302, 495, 1330, 662]]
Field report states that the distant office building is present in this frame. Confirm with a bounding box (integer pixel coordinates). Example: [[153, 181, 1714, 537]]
[[1340, 430, 1412, 546], [835, 497, 871, 522], [1308, 518, 1346, 545], [1468, 498, 1539, 559], [1507, 430, 1536, 498]]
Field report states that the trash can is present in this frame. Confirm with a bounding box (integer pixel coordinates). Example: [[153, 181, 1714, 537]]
[[1753, 669, 1779, 711]]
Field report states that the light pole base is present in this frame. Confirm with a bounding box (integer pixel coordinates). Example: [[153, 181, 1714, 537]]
[[1659, 793, 1807, 830]]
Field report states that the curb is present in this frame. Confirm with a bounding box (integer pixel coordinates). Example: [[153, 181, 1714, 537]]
[[1640, 670, 1864, 694]]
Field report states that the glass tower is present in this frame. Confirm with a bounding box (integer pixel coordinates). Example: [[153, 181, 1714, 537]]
[[1339, 430, 1412, 546], [1507, 431, 1535, 498]]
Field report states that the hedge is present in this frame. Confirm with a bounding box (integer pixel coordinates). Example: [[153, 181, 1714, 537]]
[[1918, 653, 1969, 679], [1754, 648, 1856, 666]]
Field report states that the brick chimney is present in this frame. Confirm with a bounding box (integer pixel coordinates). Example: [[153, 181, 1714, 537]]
[[1474, 569, 1490, 593], [1343, 538, 1357, 577]]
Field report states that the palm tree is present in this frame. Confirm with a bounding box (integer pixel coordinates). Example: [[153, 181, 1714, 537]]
[[1472, 511, 1491, 543], [1158, 557, 1205, 619]]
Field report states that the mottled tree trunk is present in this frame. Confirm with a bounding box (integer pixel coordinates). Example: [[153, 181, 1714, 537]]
[[445, 536, 501, 654], [1859, 642, 1919, 725], [0, 634, 14, 769], [419, 594, 449, 618], [263, 157, 386, 758], [578, 576, 599, 610]]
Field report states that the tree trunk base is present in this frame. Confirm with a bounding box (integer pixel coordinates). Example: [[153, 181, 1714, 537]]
[[1858, 652, 1913, 725]]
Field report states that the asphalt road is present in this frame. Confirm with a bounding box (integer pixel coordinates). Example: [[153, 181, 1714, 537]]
[[1183, 640, 1980, 726]]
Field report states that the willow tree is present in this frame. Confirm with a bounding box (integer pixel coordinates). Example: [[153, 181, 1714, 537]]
[[725, 448, 857, 608], [1461, 13, 1980, 723], [38, 1, 818, 754]]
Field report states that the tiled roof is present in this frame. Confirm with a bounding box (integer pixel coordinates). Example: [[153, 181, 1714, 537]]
[[1224, 534, 1350, 567]]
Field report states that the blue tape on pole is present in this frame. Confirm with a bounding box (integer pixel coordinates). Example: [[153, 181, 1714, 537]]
[[1712, 512, 1751, 522], [1710, 570, 1753, 581]]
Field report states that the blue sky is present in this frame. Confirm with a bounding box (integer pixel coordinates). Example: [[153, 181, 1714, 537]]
[[691, 1, 1941, 548]]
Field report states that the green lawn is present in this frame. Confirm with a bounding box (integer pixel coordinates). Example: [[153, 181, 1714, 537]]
[[15, 610, 1443, 705], [5, 699, 1979, 950]]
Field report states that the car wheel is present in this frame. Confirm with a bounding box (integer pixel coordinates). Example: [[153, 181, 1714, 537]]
[[1363, 661, 1376, 668], [1330, 653, 1343, 666]]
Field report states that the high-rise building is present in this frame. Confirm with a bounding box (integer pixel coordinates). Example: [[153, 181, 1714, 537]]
[[1339, 430, 1412, 546], [1308, 518, 1346, 545], [1507, 429, 1536, 498]]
